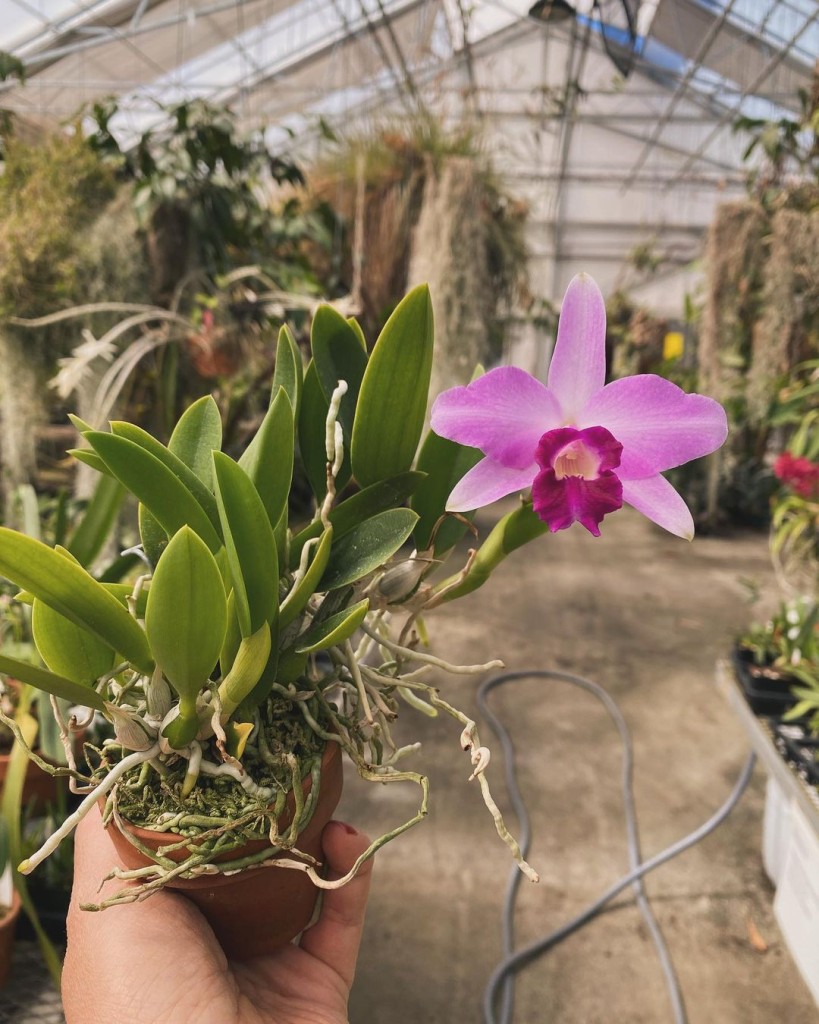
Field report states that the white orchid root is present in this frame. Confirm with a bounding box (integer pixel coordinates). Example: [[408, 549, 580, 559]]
[[19, 743, 162, 875]]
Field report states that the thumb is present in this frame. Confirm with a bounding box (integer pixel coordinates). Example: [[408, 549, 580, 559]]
[[298, 821, 373, 989]]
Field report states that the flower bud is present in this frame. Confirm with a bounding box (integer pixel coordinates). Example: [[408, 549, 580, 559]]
[[376, 556, 432, 603]]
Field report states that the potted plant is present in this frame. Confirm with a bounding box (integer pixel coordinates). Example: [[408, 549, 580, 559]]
[[734, 380, 819, 732], [727, 380, 819, 1004], [734, 598, 819, 717], [0, 275, 727, 959]]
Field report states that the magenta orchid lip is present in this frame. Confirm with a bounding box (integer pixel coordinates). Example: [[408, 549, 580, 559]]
[[430, 273, 728, 539]]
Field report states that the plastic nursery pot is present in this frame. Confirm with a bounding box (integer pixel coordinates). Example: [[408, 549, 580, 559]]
[[104, 737, 344, 960], [0, 887, 22, 989], [732, 647, 798, 717]]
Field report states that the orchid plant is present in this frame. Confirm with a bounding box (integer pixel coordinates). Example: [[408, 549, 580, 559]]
[[0, 274, 726, 907]]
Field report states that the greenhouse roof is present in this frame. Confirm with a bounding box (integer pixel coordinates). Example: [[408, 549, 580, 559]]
[[1, 0, 816, 174]]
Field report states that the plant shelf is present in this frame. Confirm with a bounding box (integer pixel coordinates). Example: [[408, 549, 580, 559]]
[[717, 659, 819, 1007]]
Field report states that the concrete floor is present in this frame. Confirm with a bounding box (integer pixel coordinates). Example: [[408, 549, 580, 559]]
[[340, 504, 819, 1024]]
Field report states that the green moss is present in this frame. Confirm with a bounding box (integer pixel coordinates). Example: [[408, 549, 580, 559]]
[[105, 696, 327, 844]]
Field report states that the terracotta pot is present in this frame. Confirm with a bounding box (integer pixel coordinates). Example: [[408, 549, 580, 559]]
[[0, 887, 21, 989], [0, 751, 61, 814], [105, 739, 344, 959]]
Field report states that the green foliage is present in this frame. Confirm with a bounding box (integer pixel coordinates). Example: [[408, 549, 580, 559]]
[[168, 396, 223, 487], [85, 431, 222, 554], [0, 653, 106, 712], [31, 599, 116, 687], [320, 509, 419, 591], [271, 325, 304, 420], [299, 361, 331, 502], [238, 388, 294, 535], [0, 528, 152, 673], [311, 305, 368, 487], [733, 88, 819, 204], [739, 597, 819, 734], [0, 132, 117, 322], [145, 527, 227, 720], [212, 452, 278, 637], [295, 598, 370, 653], [85, 98, 320, 284], [351, 285, 434, 485]]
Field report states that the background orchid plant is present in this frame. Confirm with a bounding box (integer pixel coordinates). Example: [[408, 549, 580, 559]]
[[0, 275, 726, 905]]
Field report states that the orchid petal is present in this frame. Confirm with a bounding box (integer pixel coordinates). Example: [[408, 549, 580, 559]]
[[547, 274, 607, 421], [579, 375, 728, 478], [445, 457, 536, 512], [621, 475, 695, 540], [431, 367, 561, 468], [533, 469, 622, 537]]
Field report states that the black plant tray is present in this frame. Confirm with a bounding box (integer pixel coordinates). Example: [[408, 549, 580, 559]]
[[732, 647, 798, 716]]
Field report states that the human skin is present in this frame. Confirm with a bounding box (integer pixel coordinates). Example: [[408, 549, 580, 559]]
[[63, 807, 373, 1024]]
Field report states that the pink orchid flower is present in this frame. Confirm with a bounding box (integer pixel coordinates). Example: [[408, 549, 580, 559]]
[[430, 274, 728, 539]]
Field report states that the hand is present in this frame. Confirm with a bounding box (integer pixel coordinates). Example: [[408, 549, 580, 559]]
[[63, 806, 373, 1024]]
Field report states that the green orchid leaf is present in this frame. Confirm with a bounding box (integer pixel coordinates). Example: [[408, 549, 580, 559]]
[[296, 598, 370, 654], [68, 448, 114, 478], [144, 526, 227, 708], [0, 528, 152, 674], [411, 431, 482, 555], [298, 360, 330, 502], [289, 470, 425, 568], [68, 413, 94, 435], [109, 422, 221, 534], [238, 387, 293, 533], [272, 323, 304, 420], [18, 566, 146, 612], [67, 473, 126, 568], [783, 699, 815, 721], [86, 431, 222, 553], [273, 504, 288, 575], [168, 395, 223, 486], [311, 304, 369, 485], [217, 622, 272, 718], [212, 452, 279, 637], [280, 526, 333, 629], [0, 653, 106, 712], [320, 509, 419, 591], [220, 590, 242, 676], [346, 316, 367, 351], [139, 504, 168, 567], [32, 599, 117, 686], [351, 285, 433, 486]]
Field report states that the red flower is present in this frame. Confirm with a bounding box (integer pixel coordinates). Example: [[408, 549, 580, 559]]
[[774, 452, 819, 500]]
